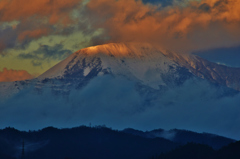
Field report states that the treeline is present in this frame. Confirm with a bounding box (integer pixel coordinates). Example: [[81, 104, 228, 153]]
[[152, 142, 240, 159], [0, 126, 238, 159]]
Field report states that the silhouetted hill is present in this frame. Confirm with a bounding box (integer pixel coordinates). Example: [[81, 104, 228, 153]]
[[214, 141, 240, 159], [122, 128, 235, 149], [0, 126, 237, 159], [155, 141, 240, 159], [156, 143, 215, 159], [0, 126, 177, 159]]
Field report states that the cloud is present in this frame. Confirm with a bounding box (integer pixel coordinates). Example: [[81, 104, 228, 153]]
[[0, 0, 81, 23], [18, 28, 50, 41], [142, 0, 174, 6], [2, 0, 240, 55], [17, 44, 72, 66], [0, 26, 18, 52], [142, 0, 199, 7], [0, 68, 33, 82], [84, 0, 240, 52], [0, 0, 82, 52], [1, 75, 240, 140]]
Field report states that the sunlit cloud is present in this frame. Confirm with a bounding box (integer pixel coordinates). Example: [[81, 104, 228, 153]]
[[85, 0, 240, 52], [18, 28, 50, 41], [0, 68, 33, 82], [1, 0, 240, 74], [0, 0, 81, 23], [0, 0, 83, 52]]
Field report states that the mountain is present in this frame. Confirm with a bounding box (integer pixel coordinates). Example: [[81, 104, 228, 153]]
[[1, 42, 240, 139], [156, 141, 240, 159], [1, 42, 238, 98], [0, 43, 237, 98], [36, 43, 193, 94], [0, 126, 236, 159], [37, 42, 240, 91], [122, 128, 235, 150], [36, 42, 240, 91]]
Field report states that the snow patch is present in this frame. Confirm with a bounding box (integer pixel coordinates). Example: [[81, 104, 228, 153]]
[[98, 72, 104, 76], [83, 67, 91, 76]]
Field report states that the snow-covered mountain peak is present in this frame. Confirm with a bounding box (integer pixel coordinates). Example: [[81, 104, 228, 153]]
[[78, 43, 132, 57], [36, 42, 188, 89], [3, 42, 240, 101], [35, 42, 240, 91], [74, 42, 159, 58], [38, 43, 170, 80]]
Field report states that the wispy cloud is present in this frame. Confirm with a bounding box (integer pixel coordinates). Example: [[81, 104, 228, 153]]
[[18, 44, 72, 66]]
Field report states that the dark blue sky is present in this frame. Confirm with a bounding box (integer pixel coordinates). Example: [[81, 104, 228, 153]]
[[194, 45, 240, 68], [142, 0, 174, 7]]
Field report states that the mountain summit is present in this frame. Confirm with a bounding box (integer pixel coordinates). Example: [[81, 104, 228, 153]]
[[38, 42, 240, 91], [38, 43, 189, 89]]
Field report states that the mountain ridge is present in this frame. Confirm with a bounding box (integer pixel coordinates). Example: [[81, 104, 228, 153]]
[[0, 125, 236, 159]]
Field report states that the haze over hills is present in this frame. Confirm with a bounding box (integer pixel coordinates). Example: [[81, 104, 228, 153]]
[[0, 43, 240, 139]]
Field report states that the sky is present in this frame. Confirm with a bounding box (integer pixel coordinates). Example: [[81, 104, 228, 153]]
[[0, 0, 240, 82]]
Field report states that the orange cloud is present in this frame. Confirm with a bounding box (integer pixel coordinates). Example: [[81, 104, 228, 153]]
[[0, 0, 81, 24], [18, 28, 50, 41], [0, 68, 34, 82], [86, 0, 240, 53], [0, 43, 6, 51], [0, 0, 83, 51]]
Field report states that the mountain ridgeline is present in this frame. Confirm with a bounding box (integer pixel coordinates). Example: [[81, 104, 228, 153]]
[[0, 126, 237, 159]]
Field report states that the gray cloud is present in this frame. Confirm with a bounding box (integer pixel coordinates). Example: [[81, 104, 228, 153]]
[[18, 44, 72, 66], [198, 3, 211, 12], [0, 26, 18, 53], [142, 0, 174, 7]]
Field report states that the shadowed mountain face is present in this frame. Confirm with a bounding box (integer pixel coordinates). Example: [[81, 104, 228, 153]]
[[1, 43, 240, 139], [0, 126, 236, 159], [156, 141, 240, 159]]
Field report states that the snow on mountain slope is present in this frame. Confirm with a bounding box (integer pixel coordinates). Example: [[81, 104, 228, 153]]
[[38, 43, 192, 89], [0, 82, 20, 100], [1, 42, 240, 100], [163, 50, 240, 91], [0, 80, 33, 100]]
